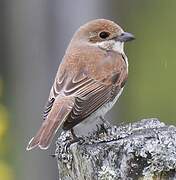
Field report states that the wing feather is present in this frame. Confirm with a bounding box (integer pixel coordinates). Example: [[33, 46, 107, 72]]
[[63, 77, 113, 130], [42, 98, 55, 120]]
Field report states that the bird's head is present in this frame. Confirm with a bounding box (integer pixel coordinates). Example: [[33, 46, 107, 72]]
[[72, 19, 135, 54]]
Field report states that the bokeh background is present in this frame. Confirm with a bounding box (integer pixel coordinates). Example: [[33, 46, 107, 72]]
[[1, 0, 176, 179]]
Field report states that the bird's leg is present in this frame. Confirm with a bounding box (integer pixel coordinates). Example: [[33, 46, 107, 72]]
[[70, 128, 84, 144], [100, 116, 111, 127], [96, 116, 111, 134], [70, 128, 78, 140]]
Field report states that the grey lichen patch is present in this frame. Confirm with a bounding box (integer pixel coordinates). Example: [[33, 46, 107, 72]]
[[98, 165, 117, 180], [55, 118, 176, 180]]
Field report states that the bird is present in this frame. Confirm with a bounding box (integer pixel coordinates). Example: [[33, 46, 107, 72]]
[[26, 19, 134, 151]]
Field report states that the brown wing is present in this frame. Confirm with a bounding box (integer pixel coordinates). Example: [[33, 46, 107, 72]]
[[61, 73, 116, 130], [60, 53, 128, 130], [41, 68, 67, 121], [62, 63, 128, 129]]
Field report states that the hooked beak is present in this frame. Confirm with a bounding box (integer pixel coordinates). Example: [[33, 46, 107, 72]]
[[117, 32, 135, 42]]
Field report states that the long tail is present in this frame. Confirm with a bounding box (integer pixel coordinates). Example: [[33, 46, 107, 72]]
[[26, 96, 74, 151]]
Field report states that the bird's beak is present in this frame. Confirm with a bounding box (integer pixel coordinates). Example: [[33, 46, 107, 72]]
[[117, 32, 135, 42]]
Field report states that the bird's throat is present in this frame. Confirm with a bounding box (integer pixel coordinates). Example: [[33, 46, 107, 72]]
[[97, 40, 124, 54]]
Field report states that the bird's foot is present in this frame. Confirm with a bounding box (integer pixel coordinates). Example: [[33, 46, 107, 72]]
[[100, 116, 112, 128]]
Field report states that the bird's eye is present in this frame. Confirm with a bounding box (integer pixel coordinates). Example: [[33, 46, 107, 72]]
[[99, 31, 110, 39]]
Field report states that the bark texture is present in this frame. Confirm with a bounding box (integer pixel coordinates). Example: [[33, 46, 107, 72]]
[[55, 118, 176, 180]]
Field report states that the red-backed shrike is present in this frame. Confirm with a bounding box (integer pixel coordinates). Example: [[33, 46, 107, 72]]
[[26, 19, 134, 150]]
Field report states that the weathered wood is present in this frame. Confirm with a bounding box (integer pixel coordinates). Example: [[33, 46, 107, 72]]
[[55, 118, 176, 180]]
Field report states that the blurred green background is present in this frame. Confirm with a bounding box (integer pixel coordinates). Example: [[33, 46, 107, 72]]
[[117, 1, 176, 124], [1, 0, 176, 179]]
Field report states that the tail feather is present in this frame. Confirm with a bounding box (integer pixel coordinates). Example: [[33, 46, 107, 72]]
[[26, 96, 74, 151], [39, 104, 71, 149], [26, 122, 46, 151]]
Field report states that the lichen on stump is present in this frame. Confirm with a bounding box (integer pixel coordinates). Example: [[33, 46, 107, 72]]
[[55, 118, 176, 180]]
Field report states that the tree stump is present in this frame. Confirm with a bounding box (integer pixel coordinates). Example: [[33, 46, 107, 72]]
[[55, 118, 176, 180]]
